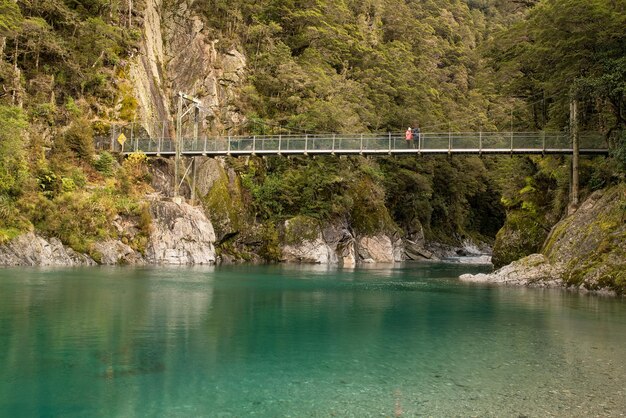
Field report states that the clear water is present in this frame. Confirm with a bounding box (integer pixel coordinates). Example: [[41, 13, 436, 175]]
[[0, 263, 625, 417]]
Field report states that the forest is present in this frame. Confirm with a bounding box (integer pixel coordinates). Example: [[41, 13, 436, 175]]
[[0, 0, 624, 272]]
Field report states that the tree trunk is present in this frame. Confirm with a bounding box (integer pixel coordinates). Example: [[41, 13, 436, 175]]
[[128, 0, 133, 28], [569, 97, 579, 214]]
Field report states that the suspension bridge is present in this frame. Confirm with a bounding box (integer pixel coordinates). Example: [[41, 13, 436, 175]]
[[99, 93, 609, 208], [114, 131, 609, 157]]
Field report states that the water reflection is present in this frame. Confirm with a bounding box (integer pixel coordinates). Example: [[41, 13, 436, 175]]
[[0, 264, 624, 417]]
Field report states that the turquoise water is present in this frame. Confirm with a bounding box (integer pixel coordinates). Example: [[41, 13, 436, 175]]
[[0, 263, 625, 417]]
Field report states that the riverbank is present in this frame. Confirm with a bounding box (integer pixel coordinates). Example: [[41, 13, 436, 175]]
[[461, 184, 626, 296]]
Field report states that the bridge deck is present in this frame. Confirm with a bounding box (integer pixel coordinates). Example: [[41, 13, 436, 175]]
[[118, 132, 609, 156]]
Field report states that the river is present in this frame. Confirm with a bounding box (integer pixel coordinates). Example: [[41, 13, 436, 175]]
[[0, 263, 624, 417]]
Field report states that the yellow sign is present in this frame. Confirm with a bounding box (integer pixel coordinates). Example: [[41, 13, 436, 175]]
[[117, 133, 127, 145]]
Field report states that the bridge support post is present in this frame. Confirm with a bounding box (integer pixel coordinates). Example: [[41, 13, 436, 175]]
[[175, 95, 182, 197], [191, 157, 197, 205], [417, 132, 421, 155], [175, 92, 202, 198], [569, 98, 580, 213], [479, 130, 482, 156]]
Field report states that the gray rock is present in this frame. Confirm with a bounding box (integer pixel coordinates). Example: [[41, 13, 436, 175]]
[[460, 254, 563, 287], [145, 200, 216, 265], [93, 240, 144, 265], [281, 237, 336, 264], [404, 239, 435, 260], [0, 232, 95, 266]]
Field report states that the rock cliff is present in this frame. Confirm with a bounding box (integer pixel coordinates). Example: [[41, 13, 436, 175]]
[[280, 216, 405, 266], [130, 0, 247, 135], [0, 200, 217, 267], [0, 233, 96, 266]]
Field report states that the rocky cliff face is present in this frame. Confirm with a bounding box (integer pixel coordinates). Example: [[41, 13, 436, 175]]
[[0, 200, 217, 266], [0, 233, 96, 266], [280, 217, 407, 266], [145, 200, 216, 265], [130, 0, 247, 135], [461, 184, 626, 295]]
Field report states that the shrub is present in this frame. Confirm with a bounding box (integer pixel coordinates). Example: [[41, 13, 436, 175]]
[[94, 152, 116, 177], [62, 118, 95, 161]]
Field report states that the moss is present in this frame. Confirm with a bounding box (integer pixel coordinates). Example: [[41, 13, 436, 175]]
[[492, 209, 549, 268], [259, 222, 281, 262], [202, 166, 246, 239], [89, 248, 103, 264], [542, 217, 573, 260], [284, 215, 319, 245], [350, 177, 398, 236], [0, 227, 24, 244]]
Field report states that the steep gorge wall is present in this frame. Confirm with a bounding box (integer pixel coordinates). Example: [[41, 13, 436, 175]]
[[130, 0, 246, 136]]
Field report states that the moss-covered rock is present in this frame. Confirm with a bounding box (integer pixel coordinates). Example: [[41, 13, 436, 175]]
[[466, 184, 626, 296], [199, 158, 246, 242], [542, 185, 626, 294], [283, 215, 320, 246], [491, 209, 550, 268]]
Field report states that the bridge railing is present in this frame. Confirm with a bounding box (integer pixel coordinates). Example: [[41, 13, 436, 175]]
[[118, 131, 609, 155]]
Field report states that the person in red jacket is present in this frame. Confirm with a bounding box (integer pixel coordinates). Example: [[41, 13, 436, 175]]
[[405, 127, 413, 149]]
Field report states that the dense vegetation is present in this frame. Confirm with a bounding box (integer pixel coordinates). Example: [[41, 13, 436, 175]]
[[0, 0, 624, 268], [0, 0, 149, 255]]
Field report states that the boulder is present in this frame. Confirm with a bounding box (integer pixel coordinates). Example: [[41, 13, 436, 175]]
[[282, 237, 335, 264], [145, 200, 216, 265], [460, 254, 563, 287], [357, 235, 395, 263], [404, 239, 435, 260]]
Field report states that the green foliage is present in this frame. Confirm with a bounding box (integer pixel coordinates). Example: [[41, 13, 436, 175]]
[[612, 130, 626, 175], [0, 106, 28, 197], [489, 0, 626, 131], [258, 222, 281, 262], [0, 0, 22, 36], [119, 152, 151, 194], [36, 191, 116, 253], [59, 118, 96, 161], [284, 215, 319, 245], [240, 156, 399, 235], [64, 97, 81, 118], [206, 0, 521, 133], [94, 151, 116, 177]]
